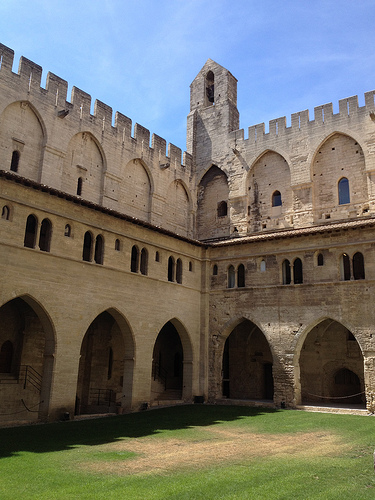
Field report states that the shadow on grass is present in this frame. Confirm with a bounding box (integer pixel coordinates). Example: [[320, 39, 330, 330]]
[[0, 404, 279, 458]]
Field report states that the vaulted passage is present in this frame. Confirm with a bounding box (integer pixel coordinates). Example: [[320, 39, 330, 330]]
[[222, 320, 273, 401], [151, 322, 183, 402], [76, 311, 133, 415], [299, 319, 365, 407], [0, 297, 55, 423]]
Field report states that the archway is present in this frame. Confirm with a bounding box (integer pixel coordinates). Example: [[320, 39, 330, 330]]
[[0, 296, 55, 423], [75, 310, 134, 415], [151, 321, 190, 402], [222, 319, 274, 400], [299, 319, 365, 407]]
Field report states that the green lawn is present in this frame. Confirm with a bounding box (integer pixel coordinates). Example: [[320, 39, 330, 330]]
[[0, 405, 374, 499]]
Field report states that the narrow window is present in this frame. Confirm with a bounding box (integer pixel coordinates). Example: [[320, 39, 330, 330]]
[[64, 224, 71, 237], [77, 177, 83, 196], [206, 70, 215, 104], [272, 190, 282, 207], [82, 231, 93, 262], [94, 235, 104, 264], [39, 218, 52, 252], [176, 258, 183, 284], [140, 248, 148, 275], [115, 239, 121, 251], [217, 201, 228, 217], [0, 341, 13, 373], [10, 150, 20, 172], [155, 251, 160, 262], [260, 259, 266, 272], [282, 259, 291, 285], [168, 256, 175, 282], [131, 245, 139, 273], [317, 253, 324, 266], [338, 177, 350, 205], [228, 265, 235, 288], [24, 214, 38, 249], [237, 264, 245, 287], [107, 347, 113, 380], [189, 261, 193, 272], [293, 258, 303, 284], [213, 264, 218, 276], [353, 252, 365, 280], [340, 253, 351, 281], [1, 205, 10, 220]]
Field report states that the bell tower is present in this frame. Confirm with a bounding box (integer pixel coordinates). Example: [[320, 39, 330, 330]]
[[186, 59, 239, 175]]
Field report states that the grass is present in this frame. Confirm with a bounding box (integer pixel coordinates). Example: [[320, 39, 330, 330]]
[[0, 405, 374, 499]]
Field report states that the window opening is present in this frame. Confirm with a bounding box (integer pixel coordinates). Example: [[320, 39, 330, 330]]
[[237, 264, 245, 287], [293, 258, 303, 284], [206, 70, 215, 104], [189, 261, 193, 272], [115, 239, 121, 251], [272, 190, 282, 207], [338, 177, 350, 205], [213, 264, 218, 276], [64, 224, 71, 237], [140, 248, 148, 275], [1, 205, 10, 220], [217, 201, 228, 217], [10, 150, 20, 172], [107, 347, 113, 380], [82, 231, 93, 262], [341, 253, 351, 281], [39, 218, 52, 252], [228, 265, 235, 288], [168, 256, 175, 282], [77, 177, 83, 196], [24, 214, 38, 249], [0, 341, 13, 373], [282, 259, 291, 285], [131, 245, 139, 273], [353, 252, 365, 280], [155, 251, 160, 262], [260, 260, 266, 272], [176, 258, 183, 284], [94, 235, 104, 264], [317, 253, 324, 266]]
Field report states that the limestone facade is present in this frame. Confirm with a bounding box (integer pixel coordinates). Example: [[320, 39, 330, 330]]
[[1, 43, 375, 424]]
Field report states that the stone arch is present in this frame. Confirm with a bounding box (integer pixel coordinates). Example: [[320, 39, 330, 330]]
[[0, 100, 46, 181], [294, 317, 365, 407], [75, 307, 135, 414], [120, 158, 153, 222], [311, 132, 367, 221], [197, 165, 229, 240], [164, 180, 192, 236], [0, 294, 55, 423], [151, 317, 193, 402], [247, 150, 292, 232], [62, 131, 105, 204], [213, 316, 274, 402]]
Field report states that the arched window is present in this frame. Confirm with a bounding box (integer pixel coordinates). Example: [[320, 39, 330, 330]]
[[39, 218, 52, 252], [140, 248, 148, 275], [77, 177, 83, 196], [82, 231, 93, 262], [340, 253, 351, 281], [24, 214, 38, 249], [213, 264, 218, 276], [115, 239, 121, 251], [317, 253, 324, 266], [64, 224, 71, 237], [1, 205, 10, 220], [282, 259, 291, 285], [353, 252, 365, 280], [94, 235, 104, 264], [237, 264, 245, 288], [272, 190, 282, 207], [168, 256, 175, 282], [0, 340, 13, 373], [217, 201, 228, 217], [10, 150, 20, 172], [260, 259, 266, 272], [206, 70, 215, 104], [131, 245, 139, 273], [228, 265, 235, 288], [338, 177, 350, 205], [176, 258, 183, 284], [293, 258, 303, 284]]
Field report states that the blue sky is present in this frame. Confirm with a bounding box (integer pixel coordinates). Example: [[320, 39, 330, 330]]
[[1, 0, 374, 151]]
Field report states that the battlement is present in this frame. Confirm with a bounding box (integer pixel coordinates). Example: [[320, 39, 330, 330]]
[[0, 43, 190, 171], [231, 89, 375, 146]]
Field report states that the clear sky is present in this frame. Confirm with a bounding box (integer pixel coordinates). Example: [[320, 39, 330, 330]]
[[1, 0, 374, 151]]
